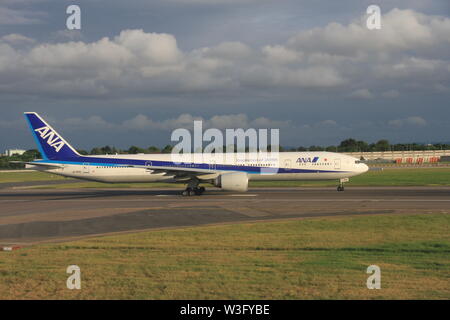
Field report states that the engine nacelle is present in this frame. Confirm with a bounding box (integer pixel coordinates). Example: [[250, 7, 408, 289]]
[[214, 172, 248, 192]]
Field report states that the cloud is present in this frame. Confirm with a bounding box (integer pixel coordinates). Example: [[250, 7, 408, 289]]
[[116, 29, 182, 65], [204, 41, 252, 60], [388, 116, 427, 127], [349, 89, 373, 99], [0, 9, 448, 102], [120, 113, 291, 131], [287, 9, 450, 55], [51, 30, 85, 42], [0, 6, 44, 25], [262, 45, 302, 64], [51, 113, 292, 132], [61, 116, 115, 130], [122, 114, 203, 131], [241, 65, 345, 88], [1, 33, 35, 44], [9, 110, 377, 150]]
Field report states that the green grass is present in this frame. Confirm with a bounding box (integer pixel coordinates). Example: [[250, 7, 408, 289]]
[[0, 171, 67, 183], [0, 213, 449, 299], [2, 168, 449, 188]]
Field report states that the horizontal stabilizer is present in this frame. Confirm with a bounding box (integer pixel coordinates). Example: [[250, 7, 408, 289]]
[[9, 161, 63, 168]]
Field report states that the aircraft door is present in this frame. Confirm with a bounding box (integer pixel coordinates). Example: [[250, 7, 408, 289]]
[[209, 161, 217, 170], [144, 161, 153, 173], [334, 159, 341, 170], [284, 159, 292, 170], [83, 163, 90, 174]]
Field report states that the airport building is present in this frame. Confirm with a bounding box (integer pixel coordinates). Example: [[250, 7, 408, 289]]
[[4, 149, 26, 156]]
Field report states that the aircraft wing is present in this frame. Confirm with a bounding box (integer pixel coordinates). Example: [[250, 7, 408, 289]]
[[128, 164, 222, 181]]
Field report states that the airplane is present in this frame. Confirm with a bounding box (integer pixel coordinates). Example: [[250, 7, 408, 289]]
[[18, 112, 369, 196]]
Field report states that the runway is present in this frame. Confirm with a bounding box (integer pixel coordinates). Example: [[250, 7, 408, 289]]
[[0, 186, 449, 245]]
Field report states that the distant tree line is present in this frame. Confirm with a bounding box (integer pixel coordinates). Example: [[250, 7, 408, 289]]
[[83, 140, 450, 154], [290, 139, 450, 153], [78, 145, 174, 155], [0, 149, 41, 170], [1, 139, 449, 169]]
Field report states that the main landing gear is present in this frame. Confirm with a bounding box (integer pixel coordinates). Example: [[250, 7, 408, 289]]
[[182, 186, 205, 196], [337, 178, 349, 192], [182, 178, 205, 196]]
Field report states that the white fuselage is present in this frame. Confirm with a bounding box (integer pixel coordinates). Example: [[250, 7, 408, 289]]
[[28, 151, 368, 183]]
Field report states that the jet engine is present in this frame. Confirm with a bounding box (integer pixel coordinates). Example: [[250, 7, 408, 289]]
[[214, 172, 248, 192]]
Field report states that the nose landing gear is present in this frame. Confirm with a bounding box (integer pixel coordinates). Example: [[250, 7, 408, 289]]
[[337, 177, 349, 192]]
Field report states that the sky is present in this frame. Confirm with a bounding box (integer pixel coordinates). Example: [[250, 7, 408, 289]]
[[0, 0, 449, 152]]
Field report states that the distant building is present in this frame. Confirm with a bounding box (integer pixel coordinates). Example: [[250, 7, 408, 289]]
[[345, 149, 450, 164], [5, 149, 26, 156]]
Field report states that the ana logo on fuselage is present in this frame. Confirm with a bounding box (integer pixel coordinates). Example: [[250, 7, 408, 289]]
[[34, 126, 65, 152], [296, 156, 319, 163]]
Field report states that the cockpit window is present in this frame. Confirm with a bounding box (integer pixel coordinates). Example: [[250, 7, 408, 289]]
[[355, 160, 362, 164]]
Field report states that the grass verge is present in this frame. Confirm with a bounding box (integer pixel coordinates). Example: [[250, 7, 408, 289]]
[[0, 213, 449, 299], [0, 171, 67, 183]]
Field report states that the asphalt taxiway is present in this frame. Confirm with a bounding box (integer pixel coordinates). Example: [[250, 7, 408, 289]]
[[0, 186, 449, 245]]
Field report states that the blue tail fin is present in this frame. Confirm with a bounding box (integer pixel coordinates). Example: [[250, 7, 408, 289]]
[[24, 112, 80, 160]]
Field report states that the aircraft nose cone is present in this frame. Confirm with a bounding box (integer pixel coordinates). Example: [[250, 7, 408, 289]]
[[362, 163, 369, 172]]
